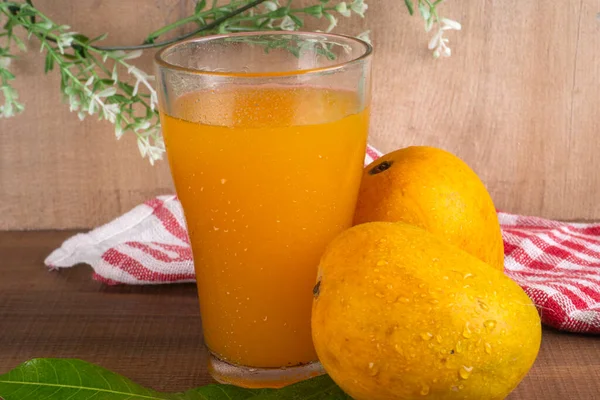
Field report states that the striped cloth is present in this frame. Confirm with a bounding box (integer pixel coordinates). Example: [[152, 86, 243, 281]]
[[45, 145, 600, 334]]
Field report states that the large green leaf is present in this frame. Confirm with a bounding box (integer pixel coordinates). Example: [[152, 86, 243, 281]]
[[0, 358, 349, 400]]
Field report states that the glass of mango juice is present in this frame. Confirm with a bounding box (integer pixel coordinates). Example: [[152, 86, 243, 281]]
[[155, 32, 372, 388]]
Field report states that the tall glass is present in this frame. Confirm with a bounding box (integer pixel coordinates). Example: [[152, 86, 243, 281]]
[[155, 32, 372, 388]]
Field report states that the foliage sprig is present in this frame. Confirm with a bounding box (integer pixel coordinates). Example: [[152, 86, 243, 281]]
[[0, 0, 458, 163]]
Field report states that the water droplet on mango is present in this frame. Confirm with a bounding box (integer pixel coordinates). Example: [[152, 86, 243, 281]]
[[478, 299, 490, 311], [462, 322, 472, 338], [485, 343, 493, 354], [459, 365, 473, 380], [484, 319, 497, 332]]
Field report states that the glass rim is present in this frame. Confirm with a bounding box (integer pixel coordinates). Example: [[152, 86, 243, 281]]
[[154, 31, 372, 78]]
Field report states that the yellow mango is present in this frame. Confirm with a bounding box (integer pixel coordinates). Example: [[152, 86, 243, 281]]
[[312, 222, 541, 400], [354, 146, 504, 271]]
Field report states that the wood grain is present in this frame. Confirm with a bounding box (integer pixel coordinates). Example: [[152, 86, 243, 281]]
[[0, 230, 599, 399], [1, 1, 599, 229]]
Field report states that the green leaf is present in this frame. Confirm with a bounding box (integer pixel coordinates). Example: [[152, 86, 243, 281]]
[[89, 32, 109, 44], [249, 375, 350, 399], [404, 0, 414, 15], [288, 14, 303, 27], [0, 358, 348, 400], [118, 82, 135, 96], [269, 7, 289, 18], [417, 1, 430, 20], [44, 51, 54, 72], [303, 5, 323, 18], [0, 359, 175, 400], [73, 33, 90, 44], [195, 0, 207, 13]]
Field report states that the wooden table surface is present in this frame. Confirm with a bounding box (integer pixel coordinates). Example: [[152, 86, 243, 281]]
[[1, 230, 599, 399]]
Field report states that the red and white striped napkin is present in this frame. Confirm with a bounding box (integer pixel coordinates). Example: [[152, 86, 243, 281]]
[[45, 145, 600, 334]]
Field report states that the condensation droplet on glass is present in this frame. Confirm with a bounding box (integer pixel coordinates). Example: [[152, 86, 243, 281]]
[[420, 332, 433, 341], [221, 179, 227, 184], [213, 226, 219, 231], [263, 316, 268, 322]]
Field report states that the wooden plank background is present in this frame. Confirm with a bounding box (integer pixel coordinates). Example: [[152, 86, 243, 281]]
[[0, 0, 599, 230]]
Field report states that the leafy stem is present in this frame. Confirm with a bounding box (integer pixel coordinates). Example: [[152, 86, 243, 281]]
[[0, 0, 458, 163]]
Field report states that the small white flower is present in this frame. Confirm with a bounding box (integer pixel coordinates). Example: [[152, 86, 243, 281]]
[[111, 66, 118, 82], [134, 120, 152, 132], [429, 27, 454, 58], [150, 91, 158, 111], [0, 56, 11, 69], [36, 21, 53, 30], [122, 49, 143, 60], [350, 0, 368, 17], [115, 122, 124, 139], [427, 29, 443, 50], [69, 98, 80, 112], [356, 30, 371, 45], [426, 15, 461, 59], [111, 50, 127, 59], [88, 98, 96, 115], [325, 13, 338, 32], [96, 87, 117, 98], [335, 2, 351, 17], [425, 17, 434, 32], [279, 16, 297, 31], [441, 18, 462, 31], [127, 65, 151, 82], [263, 0, 278, 11], [103, 103, 119, 123], [418, 3, 431, 20], [56, 32, 75, 54], [137, 138, 148, 158]]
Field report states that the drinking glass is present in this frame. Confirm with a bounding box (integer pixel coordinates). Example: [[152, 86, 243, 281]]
[[155, 32, 372, 388]]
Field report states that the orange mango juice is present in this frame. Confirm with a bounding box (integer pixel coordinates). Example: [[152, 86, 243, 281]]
[[160, 87, 368, 368]]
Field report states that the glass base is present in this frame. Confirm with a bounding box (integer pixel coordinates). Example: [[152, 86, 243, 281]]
[[207, 352, 325, 389]]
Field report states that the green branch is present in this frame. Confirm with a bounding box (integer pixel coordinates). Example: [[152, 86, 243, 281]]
[[0, 0, 456, 163]]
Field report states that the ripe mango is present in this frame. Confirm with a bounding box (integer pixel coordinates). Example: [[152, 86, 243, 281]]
[[354, 146, 504, 271], [312, 222, 541, 400]]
